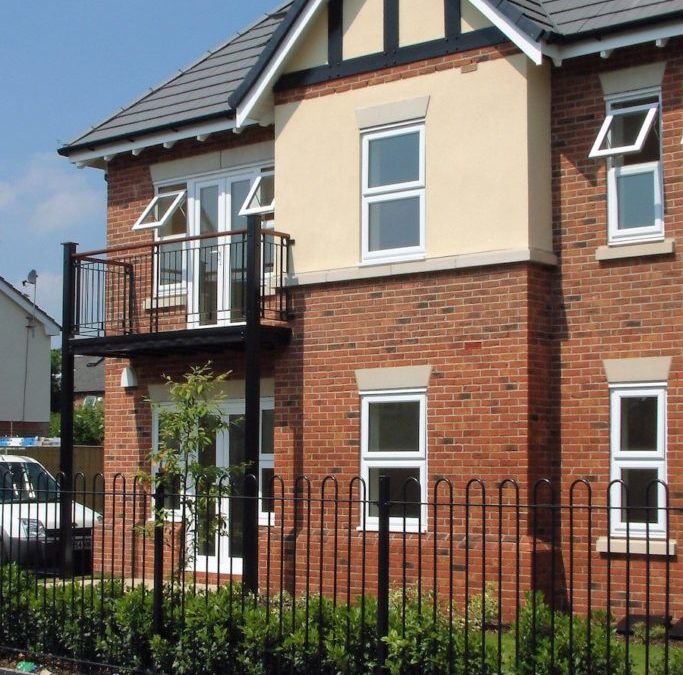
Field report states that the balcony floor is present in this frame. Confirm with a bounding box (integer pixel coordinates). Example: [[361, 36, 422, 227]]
[[69, 324, 291, 358]]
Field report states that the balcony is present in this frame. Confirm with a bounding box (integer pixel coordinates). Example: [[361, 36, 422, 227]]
[[66, 228, 292, 357]]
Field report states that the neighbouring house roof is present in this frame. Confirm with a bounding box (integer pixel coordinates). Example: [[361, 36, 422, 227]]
[[0, 275, 60, 336], [74, 356, 105, 396], [58, 2, 293, 157]]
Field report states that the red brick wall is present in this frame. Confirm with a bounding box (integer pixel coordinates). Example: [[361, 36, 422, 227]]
[[91, 38, 683, 620], [550, 41, 683, 617]]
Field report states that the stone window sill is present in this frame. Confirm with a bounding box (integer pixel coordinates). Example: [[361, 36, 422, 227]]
[[595, 238, 675, 261], [596, 536, 676, 556]]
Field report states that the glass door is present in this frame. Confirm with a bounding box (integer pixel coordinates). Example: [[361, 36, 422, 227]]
[[228, 179, 251, 322], [191, 412, 245, 574], [188, 173, 256, 327]]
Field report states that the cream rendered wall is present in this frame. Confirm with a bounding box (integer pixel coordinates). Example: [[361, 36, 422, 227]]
[[343, 0, 384, 59], [461, 2, 493, 32], [275, 54, 552, 275], [285, 5, 329, 73], [399, 0, 445, 46], [0, 293, 52, 425]]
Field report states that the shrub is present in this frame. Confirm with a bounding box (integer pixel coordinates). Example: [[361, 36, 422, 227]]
[[1, 566, 674, 675], [514, 591, 628, 675]]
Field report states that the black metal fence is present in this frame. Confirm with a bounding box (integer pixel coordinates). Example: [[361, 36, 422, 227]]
[[70, 227, 292, 338], [0, 470, 680, 673]]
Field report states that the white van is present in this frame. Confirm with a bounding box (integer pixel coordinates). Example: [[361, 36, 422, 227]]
[[0, 455, 102, 572]]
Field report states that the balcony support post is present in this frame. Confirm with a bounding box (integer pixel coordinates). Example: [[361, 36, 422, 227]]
[[59, 242, 77, 578], [243, 216, 261, 595]]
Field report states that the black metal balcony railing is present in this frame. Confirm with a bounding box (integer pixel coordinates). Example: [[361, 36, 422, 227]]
[[70, 229, 291, 339]]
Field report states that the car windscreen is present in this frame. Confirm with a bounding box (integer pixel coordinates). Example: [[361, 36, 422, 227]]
[[0, 463, 60, 502]]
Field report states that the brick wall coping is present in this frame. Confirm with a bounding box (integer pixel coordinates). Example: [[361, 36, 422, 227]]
[[286, 247, 557, 286]]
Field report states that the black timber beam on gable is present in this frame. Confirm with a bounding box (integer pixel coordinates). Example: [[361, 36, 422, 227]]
[[275, 26, 506, 92], [328, 0, 343, 66], [445, 0, 461, 39], [384, 0, 399, 54]]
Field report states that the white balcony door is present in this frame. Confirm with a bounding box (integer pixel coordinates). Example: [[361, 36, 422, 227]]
[[188, 173, 255, 327]]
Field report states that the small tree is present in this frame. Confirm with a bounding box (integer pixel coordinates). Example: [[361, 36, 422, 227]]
[[73, 401, 104, 445], [146, 364, 243, 559]]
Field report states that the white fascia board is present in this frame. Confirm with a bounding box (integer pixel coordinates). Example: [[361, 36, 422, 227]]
[[545, 20, 683, 65], [467, 0, 544, 65], [65, 116, 258, 167], [236, 0, 327, 128]]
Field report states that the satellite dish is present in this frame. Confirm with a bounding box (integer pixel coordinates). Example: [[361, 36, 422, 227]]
[[26, 270, 37, 285]]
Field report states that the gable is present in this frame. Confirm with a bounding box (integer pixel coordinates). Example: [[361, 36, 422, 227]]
[[0, 277, 60, 337]]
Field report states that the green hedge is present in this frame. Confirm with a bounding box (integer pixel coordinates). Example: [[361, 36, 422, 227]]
[[0, 565, 655, 674]]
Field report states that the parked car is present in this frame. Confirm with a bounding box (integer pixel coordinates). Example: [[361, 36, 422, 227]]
[[0, 455, 102, 573]]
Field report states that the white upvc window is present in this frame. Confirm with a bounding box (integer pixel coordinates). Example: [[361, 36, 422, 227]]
[[590, 90, 663, 244], [361, 123, 425, 264], [360, 390, 427, 531], [152, 183, 189, 295], [609, 385, 667, 538], [133, 189, 186, 231]]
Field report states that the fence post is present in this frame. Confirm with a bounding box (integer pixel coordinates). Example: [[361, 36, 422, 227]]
[[153, 481, 165, 637], [377, 475, 390, 671], [59, 242, 77, 578]]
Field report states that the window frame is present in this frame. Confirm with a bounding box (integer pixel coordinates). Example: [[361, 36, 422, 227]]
[[593, 89, 664, 245], [609, 384, 667, 538], [360, 389, 427, 532], [239, 171, 275, 217], [589, 101, 659, 159], [132, 189, 186, 231], [607, 160, 663, 244], [361, 123, 426, 264]]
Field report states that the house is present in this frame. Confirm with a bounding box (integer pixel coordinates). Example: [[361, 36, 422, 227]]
[[0, 275, 60, 436], [58, 0, 681, 618], [73, 356, 104, 408]]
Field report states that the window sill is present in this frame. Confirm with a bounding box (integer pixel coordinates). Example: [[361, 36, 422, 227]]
[[595, 238, 674, 261], [360, 253, 425, 267], [596, 536, 676, 556], [143, 294, 186, 311], [357, 523, 427, 534]]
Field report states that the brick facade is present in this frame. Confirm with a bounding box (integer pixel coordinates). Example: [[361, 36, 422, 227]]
[[91, 39, 682, 621]]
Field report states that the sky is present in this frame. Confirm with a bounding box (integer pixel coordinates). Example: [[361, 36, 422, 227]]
[[0, 0, 277, 327]]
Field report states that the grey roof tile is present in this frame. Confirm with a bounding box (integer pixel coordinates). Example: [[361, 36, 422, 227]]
[[502, 0, 683, 37], [60, 0, 683, 155], [60, 2, 293, 154]]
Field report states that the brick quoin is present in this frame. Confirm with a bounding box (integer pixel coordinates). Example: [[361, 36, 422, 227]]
[[92, 40, 683, 620]]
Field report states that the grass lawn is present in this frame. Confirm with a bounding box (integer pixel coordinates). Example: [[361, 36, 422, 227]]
[[485, 630, 683, 674]]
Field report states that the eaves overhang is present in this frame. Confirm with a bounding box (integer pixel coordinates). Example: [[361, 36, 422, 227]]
[[58, 112, 248, 169]]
